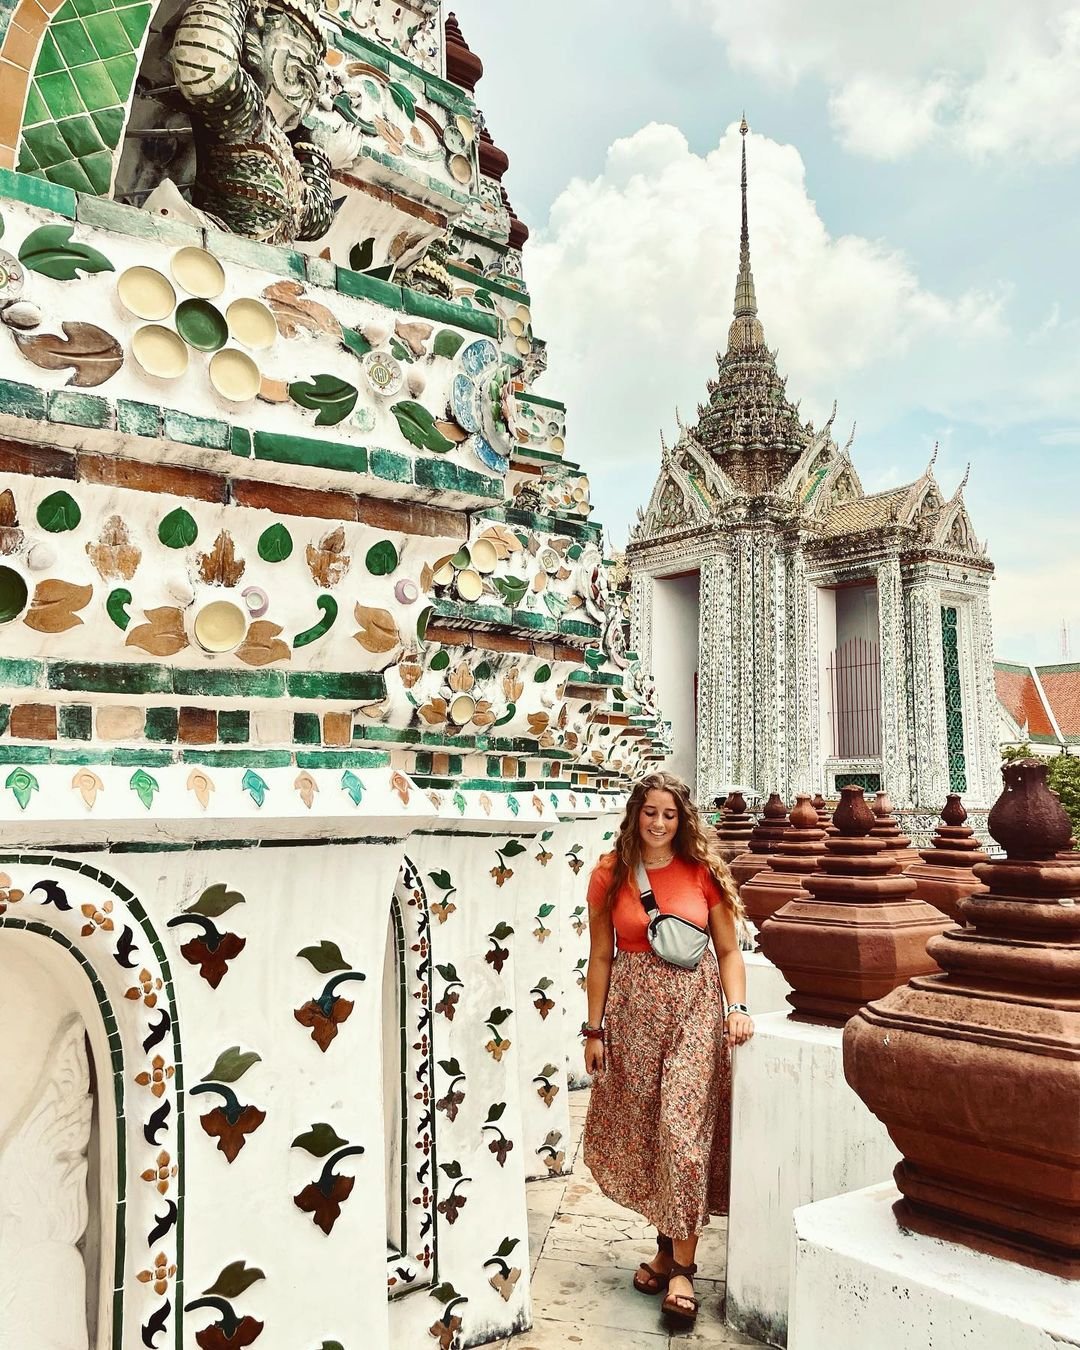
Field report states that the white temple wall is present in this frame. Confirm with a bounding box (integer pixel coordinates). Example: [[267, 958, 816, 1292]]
[[650, 570, 701, 792]]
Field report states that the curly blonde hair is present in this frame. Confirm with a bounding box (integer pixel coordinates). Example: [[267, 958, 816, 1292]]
[[602, 771, 742, 916]]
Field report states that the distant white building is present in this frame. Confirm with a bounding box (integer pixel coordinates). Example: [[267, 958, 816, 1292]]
[[627, 121, 1000, 824]]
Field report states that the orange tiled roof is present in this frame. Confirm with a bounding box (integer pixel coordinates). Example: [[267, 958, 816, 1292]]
[[1035, 663, 1080, 741], [994, 663, 1056, 741]]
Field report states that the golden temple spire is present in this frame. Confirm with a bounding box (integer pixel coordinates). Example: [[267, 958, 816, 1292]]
[[728, 117, 765, 352]]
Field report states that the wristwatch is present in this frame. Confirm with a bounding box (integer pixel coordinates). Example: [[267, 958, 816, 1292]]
[[726, 1002, 750, 1016]]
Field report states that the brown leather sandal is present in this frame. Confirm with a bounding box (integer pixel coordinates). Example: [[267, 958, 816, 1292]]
[[632, 1234, 673, 1295], [661, 1261, 699, 1324]]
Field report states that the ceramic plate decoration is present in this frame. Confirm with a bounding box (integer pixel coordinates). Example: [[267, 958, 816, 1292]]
[[452, 373, 482, 433], [171, 246, 226, 299], [394, 578, 419, 604], [449, 154, 472, 184], [132, 324, 189, 380], [449, 693, 476, 726], [209, 348, 260, 402], [242, 586, 269, 617], [0, 249, 24, 303], [456, 114, 475, 143], [550, 435, 565, 454], [431, 556, 456, 587], [456, 568, 483, 603], [443, 124, 467, 154], [117, 266, 175, 321], [176, 298, 229, 352], [193, 599, 247, 652], [363, 350, 404, 396], [461, 338, 498, 378], [471, 538, 499, 574], [508, 316, 526, 337], [0, 565, 28, 622], [472, 434, 508, 476], [354, 406, 376, 433], [515, 335, 532, 356], [226, 297, 279, 350]]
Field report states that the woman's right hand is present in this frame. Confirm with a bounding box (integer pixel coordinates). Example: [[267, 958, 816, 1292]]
[[584, 1039, 605, 1076]]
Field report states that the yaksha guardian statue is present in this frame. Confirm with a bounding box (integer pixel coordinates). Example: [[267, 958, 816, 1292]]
[[170, 0, 354, 244]]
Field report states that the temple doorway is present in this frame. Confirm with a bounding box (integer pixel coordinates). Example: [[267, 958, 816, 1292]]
[[382, 898, 405, 1259], [0, 931, 112, 1350], [651, 570, 701, 793]]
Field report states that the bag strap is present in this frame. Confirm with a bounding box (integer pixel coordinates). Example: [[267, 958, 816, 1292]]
[[635, 858, 659, 916]]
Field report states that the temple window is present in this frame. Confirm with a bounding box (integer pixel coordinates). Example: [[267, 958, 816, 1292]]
[[650, 571, 701, 791], [821, 582, 882, 759], [941, 606, 968, 792]]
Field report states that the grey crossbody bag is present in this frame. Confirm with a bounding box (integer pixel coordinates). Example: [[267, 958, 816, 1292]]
[[635, 859, 710, 971]]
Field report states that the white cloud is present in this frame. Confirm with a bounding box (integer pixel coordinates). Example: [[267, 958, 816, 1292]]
[[681, 0, 1080, 163], [525, 122, 1004, 537]]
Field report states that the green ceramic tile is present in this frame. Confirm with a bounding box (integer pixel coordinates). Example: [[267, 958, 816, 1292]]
[[53, 0, 79, 19], [0, 658, 43, 688], [143, 707, 178, 742], [55, 113, 101, 158], [72, 0, 103, 16], [370, 447, 411, 483], [115, 3, 151, 44], [32, 31, 65, 77], [69, 61, 120, 112], [102, 54, 136, 100], [89, 104, 125, 147], [286, 671, 385, 701], [38, 68, 86, 121], [50, 18, 98, 67], [0, 378, 46, 419], [117, 398, 160, 437], [0, 168, 77, 217], [21, 120, 73, 170], [83, 11, 134, 58], [0, 706, 9, 736], [229, 426, 251, 457], [58, 704, 92, 740], [80, 150, 114, 195], [401, 286, 500, 337], [334, 266, 403, 309], [293, 712, 320, 745], [48, 661, 172, 695], [163, 409, 229, 450], [16, 145, 40, 172], [44, 158, 96, 194], [172, 668, 284, 699], [216, 710, 249, 744], [22, 84, 49, 127], [47, 389, 111, 427], [252, 430, 368, 475]]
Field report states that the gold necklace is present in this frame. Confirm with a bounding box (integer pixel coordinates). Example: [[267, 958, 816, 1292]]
[[644, 851, 674, 867]]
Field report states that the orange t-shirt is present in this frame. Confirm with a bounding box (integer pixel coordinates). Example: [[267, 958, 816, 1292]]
[[586, 852, 726, 952]]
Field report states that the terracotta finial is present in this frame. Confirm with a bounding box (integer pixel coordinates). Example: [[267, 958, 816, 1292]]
[[873, 790, 894, 819], [714, 790, 756, 863], [988, 758, 1073, 860], [729, 791, 786, 888], [729, 791, 747, 815], [940, 793, 967, 828], [444, 12, 484, 92], [789, 794, 819, 829], [833, 785, 875, 836], [763, 792, 787, 820]]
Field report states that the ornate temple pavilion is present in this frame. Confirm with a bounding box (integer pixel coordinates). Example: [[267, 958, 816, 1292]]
[[627, 121, 1000, 827]]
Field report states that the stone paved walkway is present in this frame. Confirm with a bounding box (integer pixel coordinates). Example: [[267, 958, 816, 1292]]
[[501, 1090, 768, 1350]]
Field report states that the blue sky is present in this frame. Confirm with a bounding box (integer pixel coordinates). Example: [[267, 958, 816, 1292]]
[[452, 1, 1080, 663]]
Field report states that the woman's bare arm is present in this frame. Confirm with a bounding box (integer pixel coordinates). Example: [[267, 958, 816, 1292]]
[[710, 903, 754, 1045]]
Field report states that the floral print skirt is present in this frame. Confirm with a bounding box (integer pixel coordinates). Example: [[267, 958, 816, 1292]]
[[583, 949, 731, 1240]]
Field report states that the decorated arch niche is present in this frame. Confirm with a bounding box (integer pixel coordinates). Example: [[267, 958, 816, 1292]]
[[384, 855, 435, 1299], [0, 856, 182, 1350]]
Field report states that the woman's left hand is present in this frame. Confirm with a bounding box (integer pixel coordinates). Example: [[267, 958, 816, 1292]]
[[726, 1011, 754, 1046]]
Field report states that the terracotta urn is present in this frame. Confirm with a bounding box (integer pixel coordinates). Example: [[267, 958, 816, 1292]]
[[844, 760, 1080, 1277], [812, 792, 836, 834], [757, 787, 951, 1024], [740, 794, 826, 934], [714, 791, 756, 863], [870, 790, 922, 869], [730, 792, 788, 891], [905, 794, 990, 922]]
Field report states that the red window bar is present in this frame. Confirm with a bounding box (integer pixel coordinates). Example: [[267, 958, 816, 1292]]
[[828, 636, 882, 758]]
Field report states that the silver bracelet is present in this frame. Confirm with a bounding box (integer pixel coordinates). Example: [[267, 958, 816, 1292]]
[[726, 1002, 750, 1016]]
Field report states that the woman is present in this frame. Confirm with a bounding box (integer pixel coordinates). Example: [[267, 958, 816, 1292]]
[[581, 772, 753, 1327]]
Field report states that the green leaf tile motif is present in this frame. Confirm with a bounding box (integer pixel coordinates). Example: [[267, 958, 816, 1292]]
[[241, 768, 268, 807], [106, 587, 131, 629], [292, 1121, 348, 1157], [36, 490, 82, 532], [341, 770, 364, 806], [288, 373, 358, 427], [365, 539, 398, 576], [185, 883, 246, 918], [5, 766, 39, 811], [129, 767, 158, 809], [18, 224, 114, 280], [433, 329, 464, 360], [158, 507, 198, 549], [202, 1260, 266, 1299], [298, 939, 350, 974], [391, 400, 455, 454], [293, 594, 337, 648], [202, 1046, 261, 1084], [257, 522, 293, 562]]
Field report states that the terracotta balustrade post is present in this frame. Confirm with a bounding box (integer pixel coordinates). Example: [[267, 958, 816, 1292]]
[[740, 794, 826, 934], [844, 759, 1080, 1277], [904, 793, 990, 922], [730, 791, 788, 891], [757, 786, 951, 1024], [812, 792, 836, 834], [871, 789, 922, 869], [714, 791, 756, 863]]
